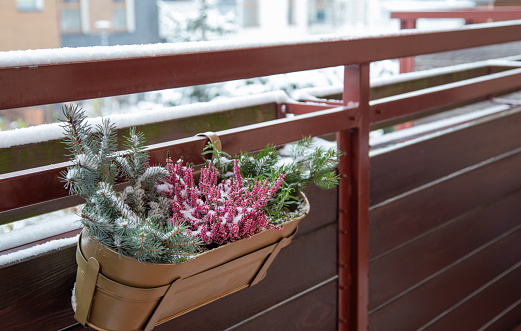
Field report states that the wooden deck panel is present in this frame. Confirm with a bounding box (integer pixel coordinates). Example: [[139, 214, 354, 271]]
[[230, 279, 338, 331], [369, 188, 521, 309], [370, 108, 521, 205], [481, 301, 521, 331], [368, 109, 521, 330], [155, 222, 338, 331], [0, 103, 278, 175], [369, 147, 521, 258], [369, 226, 521, 330], [424, 263, 521, 331]]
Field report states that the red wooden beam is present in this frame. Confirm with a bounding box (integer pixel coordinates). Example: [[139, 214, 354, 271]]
[[391, 7, 521, 21], [2, 21, 521, 110], [393, 8, 521, 73]]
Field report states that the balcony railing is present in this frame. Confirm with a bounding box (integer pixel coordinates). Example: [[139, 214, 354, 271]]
[[1, 20, 521, 330]]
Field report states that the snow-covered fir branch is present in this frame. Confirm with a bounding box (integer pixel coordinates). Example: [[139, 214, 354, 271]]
[[61, 106, 200, 263]]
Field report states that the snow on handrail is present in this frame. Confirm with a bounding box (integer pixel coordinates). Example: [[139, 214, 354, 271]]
[[2, 20, 521, 110]]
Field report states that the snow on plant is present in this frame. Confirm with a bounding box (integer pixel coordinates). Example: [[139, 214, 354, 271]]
[[165, 158, 285, 247], [60, 105, 201, 264], [61, 105, 338, 263], [208, 137, 341, 224]]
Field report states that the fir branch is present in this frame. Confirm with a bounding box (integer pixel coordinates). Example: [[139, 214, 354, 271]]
[[60, 106, 202, 264], [97, 182, 140, 224]]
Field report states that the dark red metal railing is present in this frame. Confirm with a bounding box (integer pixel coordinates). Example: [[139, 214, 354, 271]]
[[2, 20, 521, 330], [392, 7, 521, 72]]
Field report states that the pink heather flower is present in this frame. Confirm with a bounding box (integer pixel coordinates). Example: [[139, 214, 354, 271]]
[[162, 159, 285, 247]]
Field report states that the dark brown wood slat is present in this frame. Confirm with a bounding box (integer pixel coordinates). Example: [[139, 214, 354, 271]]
[[480, 299, 521, 331], [369, 148, 521, 259], [297, 186, 338, 237], [0, 103, 277, 175], [0, 245, 78, 330], [369, 189, 521, 309], [423, 263, 521, 331], [368, 225, 521, 331], [232, 279, 338, 331], [0, 190, 336, 331], [153, 223, 338, 331], [370, 108, 521, 206]]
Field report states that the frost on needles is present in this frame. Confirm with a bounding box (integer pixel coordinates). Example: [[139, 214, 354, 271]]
[[61, 105, 340, 264], [205, 136, 341, 224], [61, 105, 200, 263]]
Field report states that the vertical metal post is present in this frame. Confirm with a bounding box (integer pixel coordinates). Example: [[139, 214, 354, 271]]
[[337, 63, 370, 331], [399, 19, 417, 73]]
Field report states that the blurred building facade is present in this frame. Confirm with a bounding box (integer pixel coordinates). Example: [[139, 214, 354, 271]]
[[0, 0, 61, 51], [60, 0, 161, 47]]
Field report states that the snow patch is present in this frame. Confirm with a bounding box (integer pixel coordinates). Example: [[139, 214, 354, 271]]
[[2, 19, 518, 69], [0, 91, 293, 148], [0, 215, 80, 251], [0, 34, 369, 68], [0, 235, 79, 266], [369, 104, 511, 155]]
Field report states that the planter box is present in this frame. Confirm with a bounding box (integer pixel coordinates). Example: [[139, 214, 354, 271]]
[[73, 194, 309, 331]]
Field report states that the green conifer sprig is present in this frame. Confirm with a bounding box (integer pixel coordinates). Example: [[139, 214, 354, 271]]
[[61, 105, 200, 264], [207, 136, 340, 223]]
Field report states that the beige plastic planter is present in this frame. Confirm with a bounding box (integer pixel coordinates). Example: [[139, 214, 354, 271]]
[[73, 194, 309, 331]]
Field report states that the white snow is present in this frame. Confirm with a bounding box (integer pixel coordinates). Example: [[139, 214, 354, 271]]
[[71, 283, 77, 312], [0, 34, 361, 68], [0, 214, 80, 251], [278, 137, 337, 158], [156, 183, 173, 194], [0, 91, 293, 148], [2, 19, 519, 69], [0, 235, 78, 266]]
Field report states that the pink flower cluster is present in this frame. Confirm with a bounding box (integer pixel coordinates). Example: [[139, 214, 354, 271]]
[[165, 158, 285, 246]]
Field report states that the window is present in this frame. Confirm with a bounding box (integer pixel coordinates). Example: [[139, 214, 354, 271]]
[[112, 8, 127, 31], [216, 0, 236, 16], [61, 9, 82, 33], [243, 0, 259, 27], [288, 0, 295, 25], [16, 0, 44, 11], [310, 0, 332, 24]]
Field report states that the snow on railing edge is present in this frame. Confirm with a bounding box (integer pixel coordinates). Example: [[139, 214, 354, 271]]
[[0, 91, 294, 149], [1, 20, 521, 69], [293, 56, 521, 101], [0, 235, 79, 266], [0, 215, 80, 252]]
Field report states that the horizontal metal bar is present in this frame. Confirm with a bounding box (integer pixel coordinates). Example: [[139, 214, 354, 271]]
[[2, 21, 521, 109], [0, 106, 356, 217], [370, 67, 521, 126], [391, 8, 521, 20], [284, 102, 344, 115]]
